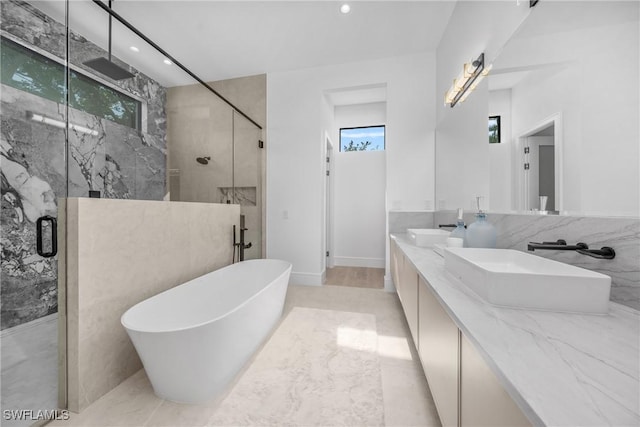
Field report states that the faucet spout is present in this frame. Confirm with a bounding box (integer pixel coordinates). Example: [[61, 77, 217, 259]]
[[527, 239, 588, 252]]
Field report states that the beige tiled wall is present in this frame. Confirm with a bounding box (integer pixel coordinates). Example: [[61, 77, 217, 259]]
[[61, 198, 240, 412], [166, 74, 266, 258]]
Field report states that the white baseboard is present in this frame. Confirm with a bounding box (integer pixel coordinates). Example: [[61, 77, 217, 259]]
[[289, 271, 323, 286], [333, 256, 385, 269], [384, 274, 396, 293]]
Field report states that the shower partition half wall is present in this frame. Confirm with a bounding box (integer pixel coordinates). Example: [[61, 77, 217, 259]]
[[1, 0, 264, 424]]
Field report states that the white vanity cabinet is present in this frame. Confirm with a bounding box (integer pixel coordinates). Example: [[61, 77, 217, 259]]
[[392, 236, 532, 427], [416, 276, 531, 427], [460, 334, 532, 427], [390, 239, 401, 295], [399, 254, 419, 346], [418, 277, 459, 427], [391, 238, 419, 344]]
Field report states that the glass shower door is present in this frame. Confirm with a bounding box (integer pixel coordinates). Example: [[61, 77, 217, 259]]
[[1, 1, 68, 424], [233, 111, 263, 260]]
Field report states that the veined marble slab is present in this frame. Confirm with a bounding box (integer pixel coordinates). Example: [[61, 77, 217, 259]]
[[435, 211, 640, 310], [209, 307, 384, 426], [388, 211, 435, 234], [392, 233, 640, 426]]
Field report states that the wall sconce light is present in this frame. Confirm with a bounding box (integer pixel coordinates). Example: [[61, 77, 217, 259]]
[[444, 53, 492, 108]]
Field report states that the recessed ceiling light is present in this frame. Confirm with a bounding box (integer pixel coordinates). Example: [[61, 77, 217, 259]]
[[340, 4, 350, 14], [163, 59, 172, 65], [129, 46, 139, 52]]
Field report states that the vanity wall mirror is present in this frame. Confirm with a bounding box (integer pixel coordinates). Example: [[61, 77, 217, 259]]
[[436, 1, 639, 217]]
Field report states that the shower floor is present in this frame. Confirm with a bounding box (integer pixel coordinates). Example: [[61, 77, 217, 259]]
[[1, 314, 58, 427]]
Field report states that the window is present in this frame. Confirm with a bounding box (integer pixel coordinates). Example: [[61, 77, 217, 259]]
[[339, 125, 385, 152], [1, 36, 141, 130], [488, 116, 501, 144]]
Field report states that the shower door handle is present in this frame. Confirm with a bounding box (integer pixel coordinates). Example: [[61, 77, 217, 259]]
[[36, 215, 57, 258]]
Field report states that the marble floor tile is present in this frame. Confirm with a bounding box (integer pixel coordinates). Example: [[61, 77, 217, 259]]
[[381, 361, 441, 426], [143, 397, 221, 427], [208, 307, 383, 426], [48, 370, 163, 427], [47, 285, 440, 427]]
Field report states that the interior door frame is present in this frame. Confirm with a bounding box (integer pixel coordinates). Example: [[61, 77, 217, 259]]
[[515, 112, 563, 212], [323, 132, 334, 271]]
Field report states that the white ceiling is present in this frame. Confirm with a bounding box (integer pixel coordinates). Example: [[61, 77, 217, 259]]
[[488, 1, 637, 92], [33, 0, 457, 88]]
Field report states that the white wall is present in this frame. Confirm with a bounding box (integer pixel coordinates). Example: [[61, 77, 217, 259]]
[[506, 1, 639, 216], [333, 151, 386, 267], [437, 1, 639, 218], [435, 1, 530, 212], [489, 89, 512, 212], [334, 102, 386, 143], [267, 53, 435, 286], [332, 103, 386, 268]]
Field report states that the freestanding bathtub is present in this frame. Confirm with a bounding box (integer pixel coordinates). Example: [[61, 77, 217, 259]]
[[121, 259, 292, 404]]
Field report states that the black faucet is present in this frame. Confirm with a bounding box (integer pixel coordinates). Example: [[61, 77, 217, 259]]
[[527, 239, 615, 259], [527, 239, 587, 251], [439, 223, 466, 229]]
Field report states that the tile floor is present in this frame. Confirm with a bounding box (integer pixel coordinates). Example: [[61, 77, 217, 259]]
[[1, 314, 59, 427], [325, 266, 385, 289], [48, 285, 441, 426]]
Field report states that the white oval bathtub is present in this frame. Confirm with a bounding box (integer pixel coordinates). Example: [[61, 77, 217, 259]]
[[121, 259, 292, 404]]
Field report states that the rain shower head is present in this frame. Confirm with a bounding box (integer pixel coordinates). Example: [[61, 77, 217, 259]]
[[84, 57, 135, 80], [196, 156, 211, 165], [83, 0, 135, 81]]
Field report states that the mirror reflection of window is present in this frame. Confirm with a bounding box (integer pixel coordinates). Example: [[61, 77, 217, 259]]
[[488, 116, 500, 144]]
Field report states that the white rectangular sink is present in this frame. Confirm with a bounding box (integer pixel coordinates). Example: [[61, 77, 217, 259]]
[[407, 229, 450, 248], [444, 248, 611, 314]]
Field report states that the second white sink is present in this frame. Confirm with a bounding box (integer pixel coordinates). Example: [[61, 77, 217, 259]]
[[444, 247, 611, 314], [407, 229, 450, 247]]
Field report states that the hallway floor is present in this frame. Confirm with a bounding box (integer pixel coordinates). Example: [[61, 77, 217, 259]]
[[325, 266, 385, 289], [50, 285, 440, 426]]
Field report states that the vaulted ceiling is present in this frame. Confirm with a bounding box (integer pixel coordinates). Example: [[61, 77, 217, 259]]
[[33, 0, 457, 87]]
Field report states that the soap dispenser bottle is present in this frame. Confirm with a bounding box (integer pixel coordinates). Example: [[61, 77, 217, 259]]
[[465, 197, 497, 248], [449, 208, 466, 243]]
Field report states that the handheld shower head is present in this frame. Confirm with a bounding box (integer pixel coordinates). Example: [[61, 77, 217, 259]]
[[196, 156, 211, 165]]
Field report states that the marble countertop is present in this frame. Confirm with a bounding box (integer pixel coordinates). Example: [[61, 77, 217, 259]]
[[391, 233, 640, 426]]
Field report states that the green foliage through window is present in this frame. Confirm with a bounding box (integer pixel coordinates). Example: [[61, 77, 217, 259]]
[[342, 140, 372, 151], [1, 37, 141, 130], [339, 125, 385, 152], [488, 116, 500, 144]]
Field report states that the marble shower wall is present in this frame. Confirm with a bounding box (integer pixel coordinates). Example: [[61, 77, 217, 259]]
[[1, 0, 167, 329], [435, 211, 640, 310]]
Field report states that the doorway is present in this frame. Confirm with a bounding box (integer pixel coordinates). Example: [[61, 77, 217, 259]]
[[516, 114, 563, 212], [324, 135, 333, 270]]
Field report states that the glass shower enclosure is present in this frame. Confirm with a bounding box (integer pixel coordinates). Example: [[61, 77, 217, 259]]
[[167, 81, 264, 260], [1, 1, 69, 424], [1, 0, 264, 424]]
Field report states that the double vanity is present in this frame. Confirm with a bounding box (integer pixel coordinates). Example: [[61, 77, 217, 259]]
[[390, 232, 640, 426]]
